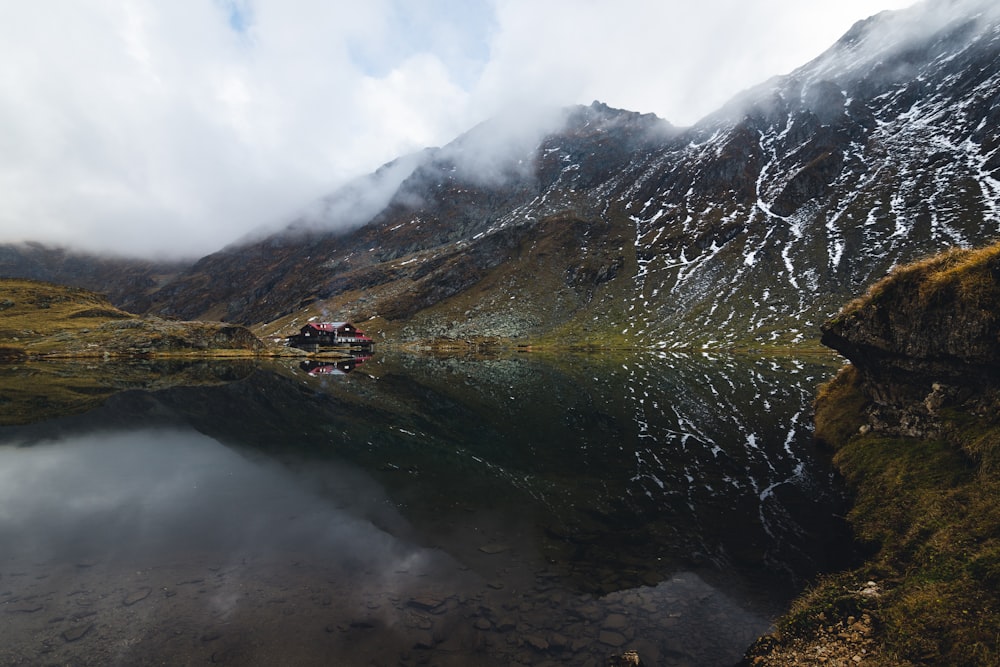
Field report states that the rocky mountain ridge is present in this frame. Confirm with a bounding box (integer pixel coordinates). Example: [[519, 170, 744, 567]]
[[3, 1, 1000, 349]]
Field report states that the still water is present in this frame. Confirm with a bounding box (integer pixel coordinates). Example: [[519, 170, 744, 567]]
[[0, 352, 851, 666]]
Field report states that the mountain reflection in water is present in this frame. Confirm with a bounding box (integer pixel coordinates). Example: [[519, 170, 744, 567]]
[[0, 352, 851, 666]]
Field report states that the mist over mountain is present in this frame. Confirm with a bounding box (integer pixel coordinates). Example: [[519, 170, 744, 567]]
[[0, 243, 188, 314], [3, 0, 999, 348]]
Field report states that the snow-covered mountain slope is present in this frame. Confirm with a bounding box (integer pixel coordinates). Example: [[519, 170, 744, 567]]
[[9, 1, 1000, 349], [597, 0, 1000, 348]]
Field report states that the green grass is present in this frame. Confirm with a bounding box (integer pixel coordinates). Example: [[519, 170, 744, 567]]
[[0, 278, 136, 334], [0, 278, 266, 358], [754, 241, 1000, 665], [839, 241, 1000, 319], [813, 364, 869, 448], [785, 367, 1000, 665]]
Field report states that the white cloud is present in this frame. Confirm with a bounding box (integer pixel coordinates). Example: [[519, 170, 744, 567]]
[[0, 0, 934, 258], [473, 0, 918, 126], [355, 54, 471, 156]]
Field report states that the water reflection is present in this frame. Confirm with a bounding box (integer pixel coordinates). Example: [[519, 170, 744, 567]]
[[0, 429, 413, 565], [300, 354, 371, 376], [0, 352, 850, 666]]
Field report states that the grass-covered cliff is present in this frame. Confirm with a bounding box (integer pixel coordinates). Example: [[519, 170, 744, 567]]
[[745, 242, 1000, 666]]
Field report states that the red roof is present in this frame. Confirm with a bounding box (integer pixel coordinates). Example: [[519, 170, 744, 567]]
[[304, 322, 351, 332]]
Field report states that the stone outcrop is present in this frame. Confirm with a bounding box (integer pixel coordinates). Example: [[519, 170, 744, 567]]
[[819, 242, 1000, 437], [745, 241, 1000, 665]]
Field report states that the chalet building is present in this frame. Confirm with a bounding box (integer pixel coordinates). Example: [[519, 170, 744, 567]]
[[287, 322, 374, 352]]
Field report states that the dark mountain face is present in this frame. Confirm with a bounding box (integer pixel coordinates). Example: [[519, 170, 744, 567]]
[[143, 103, 675, 338], [6, 2, 1000, 348], [0, 243, 189, 314]]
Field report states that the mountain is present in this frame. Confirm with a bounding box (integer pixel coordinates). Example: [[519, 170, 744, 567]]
[[0, 242, 189, 314], [144, 103, 675, 341], [5, 0, 1000, 349]]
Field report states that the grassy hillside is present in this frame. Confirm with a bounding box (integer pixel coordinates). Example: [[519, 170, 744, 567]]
[[251, 208, 644, 350], [1, 278, 133, 354], [0, 278, 268, 425], [0, 278, 264, 358], [746, 242, 1000, 666]]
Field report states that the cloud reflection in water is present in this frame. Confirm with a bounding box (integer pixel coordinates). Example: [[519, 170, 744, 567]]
[[0, 428, 430, 573]]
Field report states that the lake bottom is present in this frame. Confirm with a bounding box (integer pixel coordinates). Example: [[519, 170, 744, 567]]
[[3, 541, 774, 666]]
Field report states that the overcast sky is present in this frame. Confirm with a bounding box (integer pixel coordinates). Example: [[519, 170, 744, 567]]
[[0, 0, 916, 259]]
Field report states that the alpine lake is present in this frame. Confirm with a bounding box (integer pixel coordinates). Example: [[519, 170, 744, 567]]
[[0, 350, 856, 666]]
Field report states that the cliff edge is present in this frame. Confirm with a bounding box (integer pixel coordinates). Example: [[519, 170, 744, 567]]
[[821, 243, 1000, 438], [744, 242, 1000, 665]]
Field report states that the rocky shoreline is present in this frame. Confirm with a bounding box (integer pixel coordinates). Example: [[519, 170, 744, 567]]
[[743, 242, 1000, 665]]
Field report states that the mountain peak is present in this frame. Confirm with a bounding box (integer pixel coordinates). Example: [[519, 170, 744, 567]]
[[804, 0, 1000, 83]]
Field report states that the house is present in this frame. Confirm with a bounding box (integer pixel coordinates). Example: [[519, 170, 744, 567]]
[[287, 322, 374, 351]]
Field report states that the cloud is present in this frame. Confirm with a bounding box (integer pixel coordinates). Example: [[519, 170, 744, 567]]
[[472, 0, 927, 125], [0, 1, 481, 258], [0, 0, 925, 258], [288, 148, 432, 236]]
